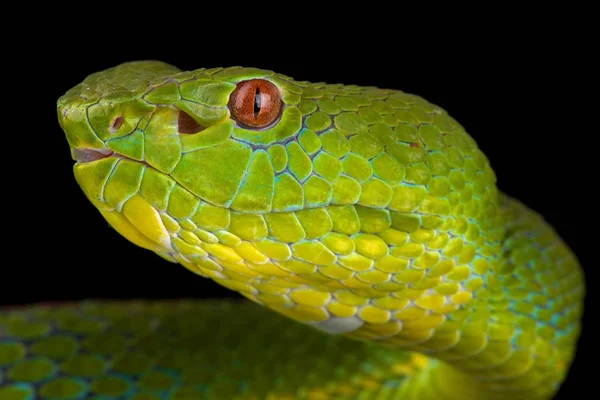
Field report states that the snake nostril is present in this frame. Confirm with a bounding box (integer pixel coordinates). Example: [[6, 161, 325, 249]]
[[110, 116, 124, 132], [178, 111, 203, 134]]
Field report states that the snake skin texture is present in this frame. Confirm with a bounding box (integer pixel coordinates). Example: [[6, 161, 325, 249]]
[[0, 61, 585, 399], [0, 300, 428, 399]]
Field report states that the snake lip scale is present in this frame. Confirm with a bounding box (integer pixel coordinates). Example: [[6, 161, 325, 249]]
[[0, 61, 584, 399]]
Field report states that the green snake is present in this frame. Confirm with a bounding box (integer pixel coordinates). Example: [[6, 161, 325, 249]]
[[0, 61, 584, 399]]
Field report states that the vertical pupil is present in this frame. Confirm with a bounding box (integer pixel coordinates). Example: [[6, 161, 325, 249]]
[[254, 87, 261, 118]]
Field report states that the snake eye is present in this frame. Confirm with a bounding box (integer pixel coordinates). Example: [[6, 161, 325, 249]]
[[228, 79, 282, 129]]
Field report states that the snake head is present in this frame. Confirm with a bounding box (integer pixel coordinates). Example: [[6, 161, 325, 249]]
[[56, 61, 315, 255], [57, 61, 502, 333], [56, 61, 311, 211]]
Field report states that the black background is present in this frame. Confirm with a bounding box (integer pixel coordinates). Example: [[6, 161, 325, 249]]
[[4, 33, 594, 398]]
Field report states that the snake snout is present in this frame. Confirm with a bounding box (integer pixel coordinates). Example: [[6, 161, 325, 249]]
[[73, 148, 114, 163]]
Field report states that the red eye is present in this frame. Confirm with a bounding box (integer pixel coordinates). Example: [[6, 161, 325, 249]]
[[228, 79, 282, 129]]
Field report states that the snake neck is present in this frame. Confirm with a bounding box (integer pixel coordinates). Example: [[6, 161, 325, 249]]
[[373, 193, 584, 399]]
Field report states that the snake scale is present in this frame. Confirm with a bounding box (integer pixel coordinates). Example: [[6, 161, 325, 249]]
[[0, 61, 584, 399]]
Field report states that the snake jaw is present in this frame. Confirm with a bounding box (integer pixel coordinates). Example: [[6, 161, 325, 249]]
[[72, 148, 114, 163]]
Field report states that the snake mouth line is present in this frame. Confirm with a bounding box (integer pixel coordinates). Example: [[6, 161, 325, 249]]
[[73, 148, 114, 163], [73, 148, 153, 169]]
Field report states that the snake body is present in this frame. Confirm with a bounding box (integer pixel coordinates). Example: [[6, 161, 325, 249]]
[[0, 61, 584, 399]]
